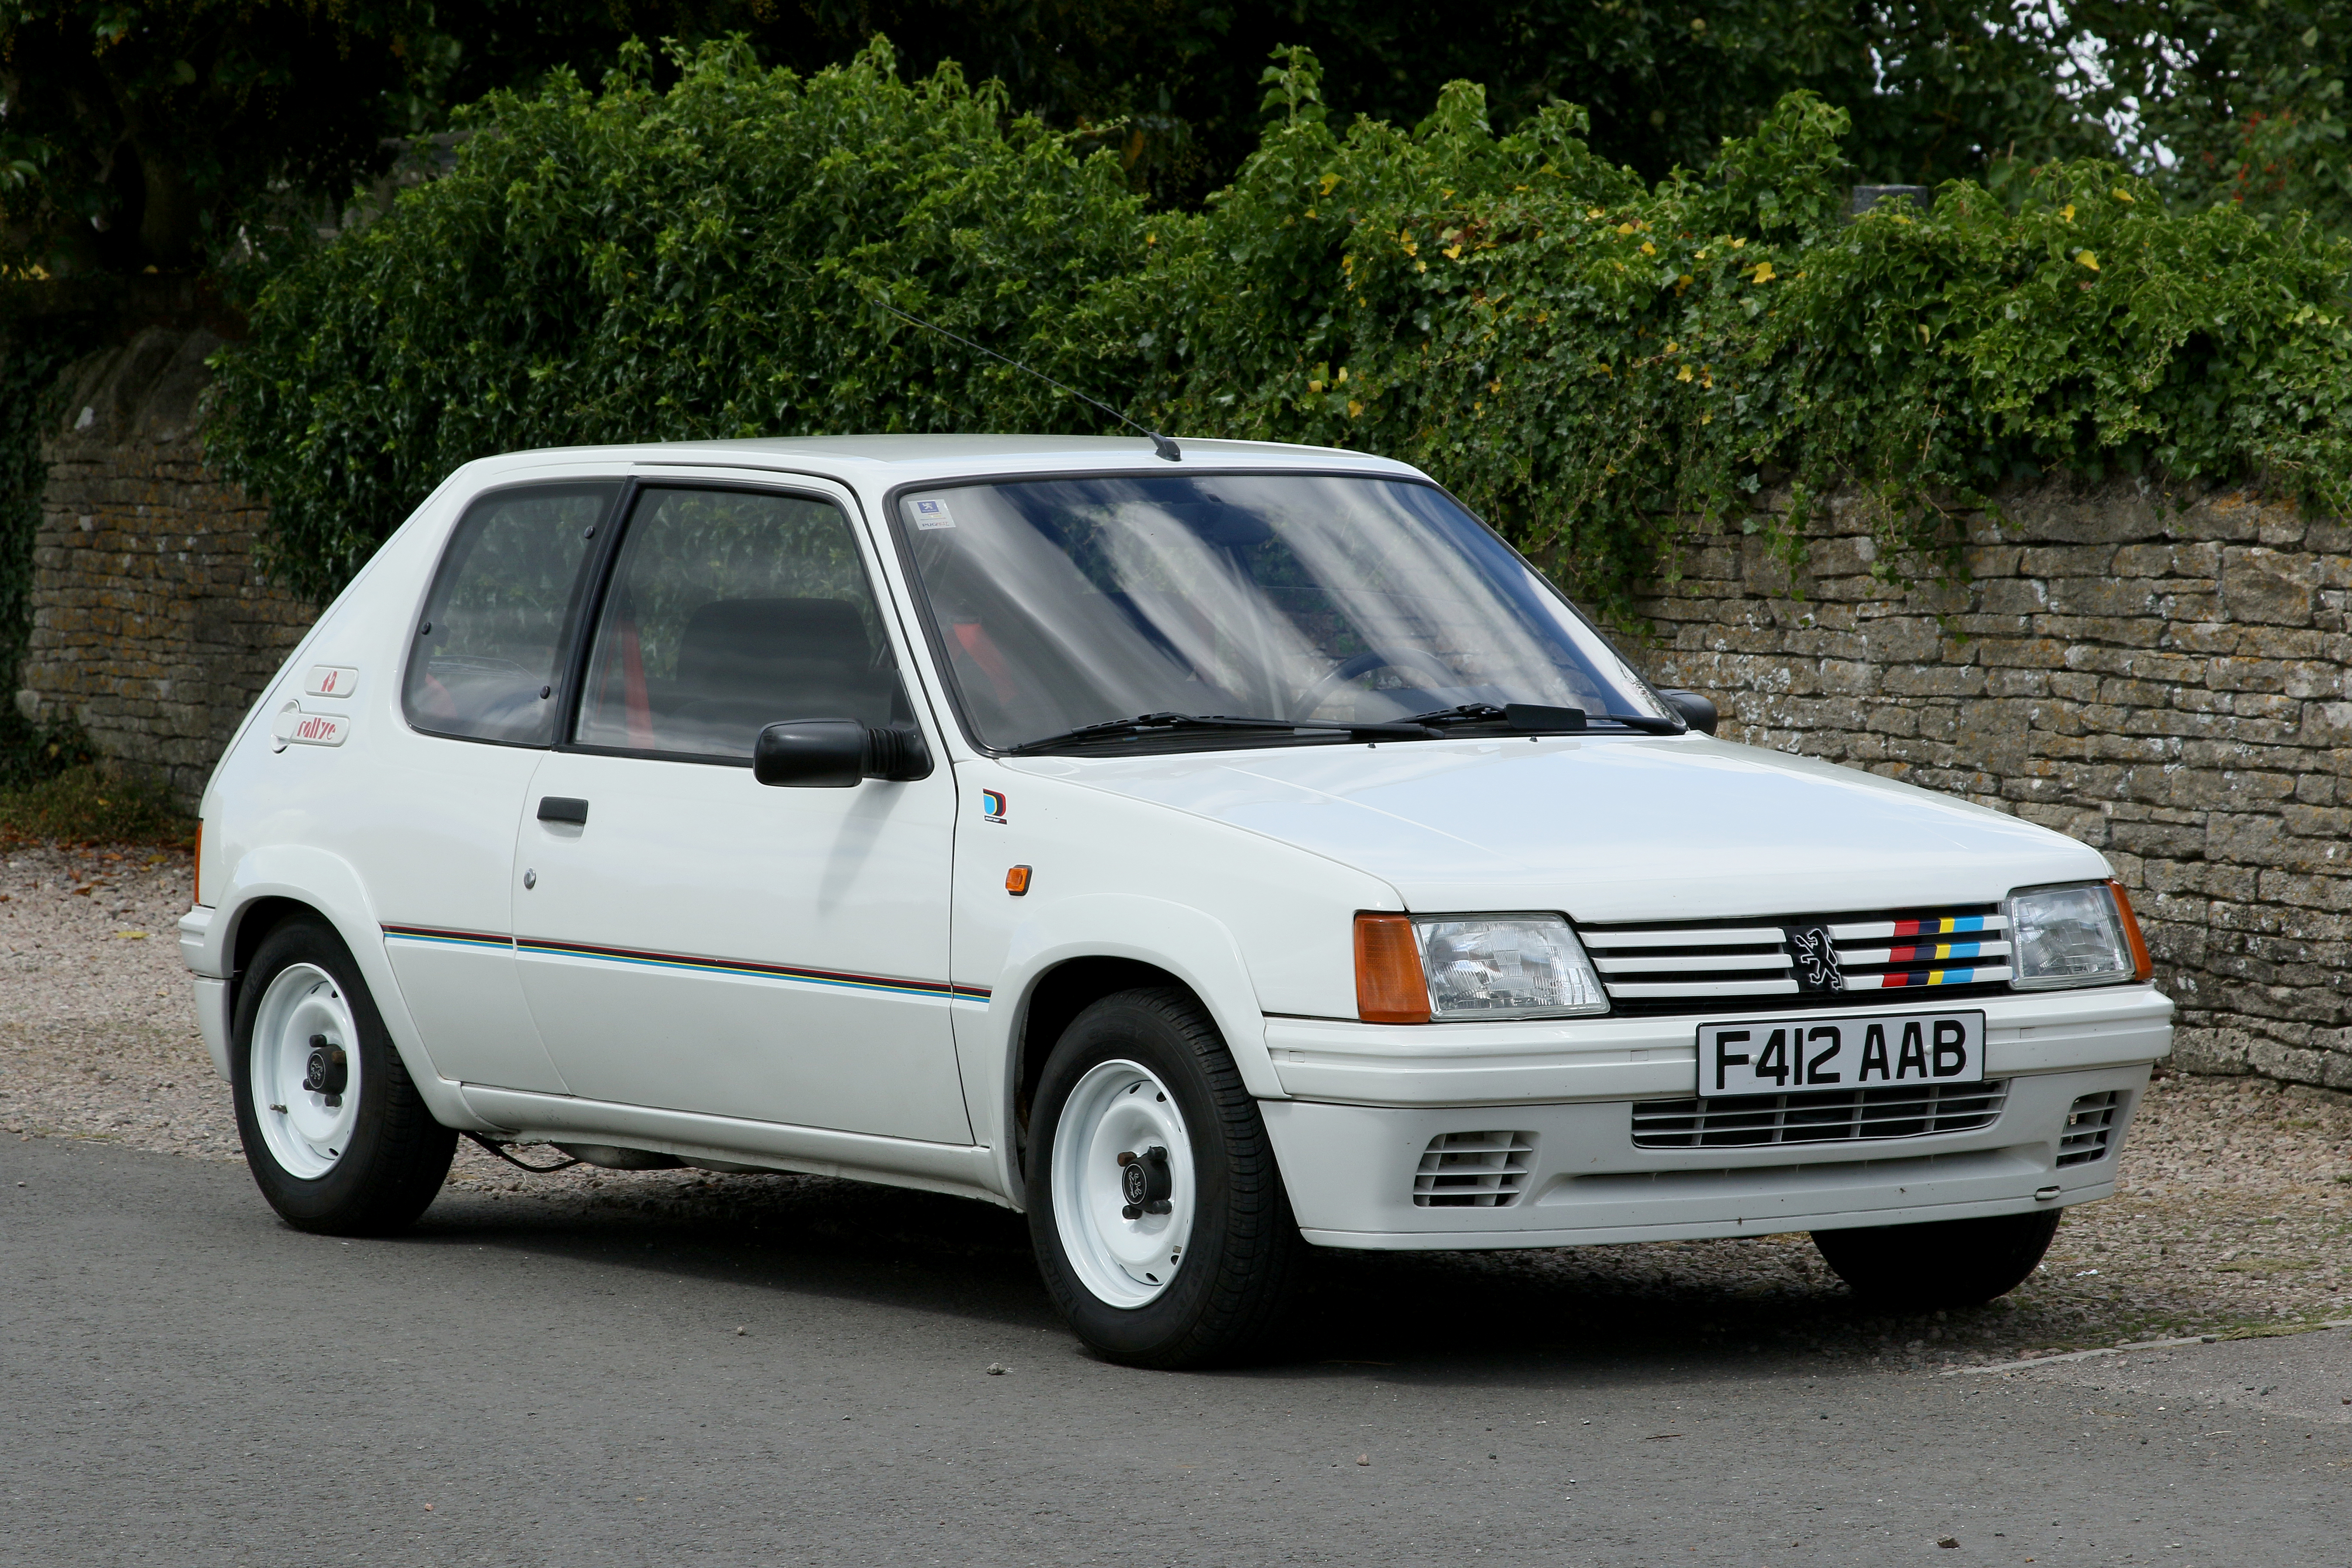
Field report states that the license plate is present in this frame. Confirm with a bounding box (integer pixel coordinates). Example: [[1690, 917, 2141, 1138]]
[[1696, 1011, 1985, 1098]]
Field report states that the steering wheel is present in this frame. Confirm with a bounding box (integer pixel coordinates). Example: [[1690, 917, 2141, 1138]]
[[1295, 649, 1461, 717]]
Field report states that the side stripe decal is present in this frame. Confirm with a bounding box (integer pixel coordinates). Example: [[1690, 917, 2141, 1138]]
[[383, 924, 989, 1001], [383, 924, 512, 951]]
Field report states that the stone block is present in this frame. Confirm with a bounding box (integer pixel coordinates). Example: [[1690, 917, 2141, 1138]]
[[2221, 547, 2317, 626]]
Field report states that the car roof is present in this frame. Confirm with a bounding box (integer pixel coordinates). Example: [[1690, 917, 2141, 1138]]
[[459, 434, 1432, 488]]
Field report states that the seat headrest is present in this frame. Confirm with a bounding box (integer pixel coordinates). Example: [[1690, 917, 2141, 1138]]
[[674, 598, 873, 692]]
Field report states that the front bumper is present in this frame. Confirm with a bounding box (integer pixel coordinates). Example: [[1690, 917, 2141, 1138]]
[[1262, 983, 2171, 1106], [1258, 983, 2167, 1250]]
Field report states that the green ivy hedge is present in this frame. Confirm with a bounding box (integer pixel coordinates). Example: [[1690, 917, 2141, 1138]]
[[208, 40, 2352, 617]]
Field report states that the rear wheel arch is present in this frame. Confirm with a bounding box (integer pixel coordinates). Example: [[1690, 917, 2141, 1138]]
[[227, 896, 325, 1017], [217, 887, 466, 1124]]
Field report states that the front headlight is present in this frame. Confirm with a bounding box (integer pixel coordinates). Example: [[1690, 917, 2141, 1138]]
[[1355, 912, 1610, 1022], [2006, 881, 2150, 990]]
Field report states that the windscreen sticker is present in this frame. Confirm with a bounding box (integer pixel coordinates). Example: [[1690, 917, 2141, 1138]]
[[910, 498, 956, 530]]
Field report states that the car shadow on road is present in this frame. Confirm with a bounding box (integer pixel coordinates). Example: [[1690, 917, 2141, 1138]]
[[395, 1165, 1988, 1380]]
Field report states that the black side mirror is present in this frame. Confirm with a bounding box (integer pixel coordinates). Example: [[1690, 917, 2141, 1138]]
[[754, 719, 934, 787], [1658, 688, 1718, 735]]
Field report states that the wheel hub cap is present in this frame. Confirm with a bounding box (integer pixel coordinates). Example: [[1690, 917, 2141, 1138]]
[[249, 964, 362, 1180], [1050, 1062, 1195, 1308]]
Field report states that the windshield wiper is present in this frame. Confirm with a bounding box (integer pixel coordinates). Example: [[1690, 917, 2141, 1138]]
[[1008, 711, 1437, 754], [1399, 702, 1685, 735]]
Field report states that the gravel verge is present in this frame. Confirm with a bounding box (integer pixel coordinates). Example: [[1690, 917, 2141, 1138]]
[[6, 836, 2347, 1367]]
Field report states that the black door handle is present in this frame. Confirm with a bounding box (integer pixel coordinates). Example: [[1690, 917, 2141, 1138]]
[[536, 796, 589, 825]]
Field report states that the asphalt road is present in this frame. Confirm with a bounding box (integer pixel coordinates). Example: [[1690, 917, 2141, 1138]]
[[3, 1135, 2346, 1568]]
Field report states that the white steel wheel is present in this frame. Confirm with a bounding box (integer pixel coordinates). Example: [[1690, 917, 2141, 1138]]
[[1049, 1058, 1197, 1308], [248, 962, 362, 1180]]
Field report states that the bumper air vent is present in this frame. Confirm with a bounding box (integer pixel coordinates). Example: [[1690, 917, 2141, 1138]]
[[1631, 1080, 2009, 1149], [1411, 1131, 1536, 1207], [2056, 1090, 2123, 1167], [1580, 903, 2015, 1018]]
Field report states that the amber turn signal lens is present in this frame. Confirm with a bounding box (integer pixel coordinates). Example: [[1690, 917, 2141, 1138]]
[[2107, 879, 2152, 981], [1355, 912, 1429, 1023], [1004, 864, 1032, 896]]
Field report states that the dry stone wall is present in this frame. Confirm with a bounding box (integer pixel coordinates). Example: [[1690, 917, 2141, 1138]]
[[1634, 481, 2352, 1094], [11, 328, 314, 801]]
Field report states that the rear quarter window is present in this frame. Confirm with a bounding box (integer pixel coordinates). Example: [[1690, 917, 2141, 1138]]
[[402, 482, 619, 745]]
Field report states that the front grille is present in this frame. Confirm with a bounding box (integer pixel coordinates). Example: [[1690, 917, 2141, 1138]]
[[2056, 1090, 2123, 1166], [1412, 1130, 1536, 1207], [1581, 904, 2014, 1017], [1630, 1080, 2009, 1149]]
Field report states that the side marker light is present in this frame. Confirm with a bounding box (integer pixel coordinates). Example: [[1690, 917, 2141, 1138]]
[[1005, 865, 1032, 896]]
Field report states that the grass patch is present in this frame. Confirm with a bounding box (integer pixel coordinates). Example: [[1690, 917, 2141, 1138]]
[[0, 765, 194, 846]]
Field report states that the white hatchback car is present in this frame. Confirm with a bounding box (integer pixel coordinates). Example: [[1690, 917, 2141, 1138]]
[[181, 435, 2170, 1366]]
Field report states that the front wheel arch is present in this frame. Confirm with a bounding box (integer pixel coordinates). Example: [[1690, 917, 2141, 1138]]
[[1012, 957, 1194, 1179]]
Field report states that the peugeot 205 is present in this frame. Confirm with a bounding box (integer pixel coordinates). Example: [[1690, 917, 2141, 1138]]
[[178, 435, 2170, 1367]]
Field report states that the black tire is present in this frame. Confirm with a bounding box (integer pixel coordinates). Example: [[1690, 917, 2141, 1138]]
[[231, 913, 456, 1234], [1026, 987, 1306, 1369], [1812, 1209, 2062, 1309]]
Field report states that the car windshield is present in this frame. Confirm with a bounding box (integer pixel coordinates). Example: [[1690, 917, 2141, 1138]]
[[894, 472, 1671, 753]]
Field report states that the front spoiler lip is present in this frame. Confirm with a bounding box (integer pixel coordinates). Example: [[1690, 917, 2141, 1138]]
[[1296, 1178, 2121, 1251]]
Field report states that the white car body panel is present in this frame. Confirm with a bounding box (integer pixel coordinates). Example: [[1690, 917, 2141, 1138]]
[[511, 746, 973, 1144], [182, 435, 2173, 1241], [1020, 736, 2111, 925]]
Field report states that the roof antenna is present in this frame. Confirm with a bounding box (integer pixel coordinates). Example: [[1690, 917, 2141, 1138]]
[[868, 297, 1181, 462]]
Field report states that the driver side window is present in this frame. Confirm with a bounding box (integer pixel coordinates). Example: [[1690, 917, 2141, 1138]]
[[573, 486, 896, 760]]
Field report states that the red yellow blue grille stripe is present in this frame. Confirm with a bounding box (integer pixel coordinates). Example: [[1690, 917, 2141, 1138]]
[[1886, 941, 1994, 962], [1857, 967, 2004, 988], [1888, 915, 1997, 937]]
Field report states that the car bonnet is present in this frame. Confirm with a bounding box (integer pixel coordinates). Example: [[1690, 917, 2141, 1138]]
[[999, 735, 2110, 923]]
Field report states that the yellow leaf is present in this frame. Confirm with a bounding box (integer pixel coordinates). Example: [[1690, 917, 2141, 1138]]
[[1489, 379, 1502, 394], [1442, 243, 1462, 260], [1415, 259, 1427, 273], [1335, 367, 1349, 383], [1347, 399, 1363, 419], [1616, 222, 1636, 236], [2113, 188, 2135, 202], [1676, 364, 1694, 382], [1701, 411, 1713, 424], [1664, 342, 1680, 353], [1731, 238, 1746, 250], [1749, 260, 1776, 283], [1308, 380, 1325, 394], [2076, 250, 2100, 271], [1587, 208, 1607, 219], [2061, 204, 2076, 223], [1640, 241, 1656, 255], [1319, 172, 1340, 195]]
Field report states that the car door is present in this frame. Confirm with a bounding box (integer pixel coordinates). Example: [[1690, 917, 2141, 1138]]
[[511, 480, 971, 1145], [374, 479, 621, 1094]]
